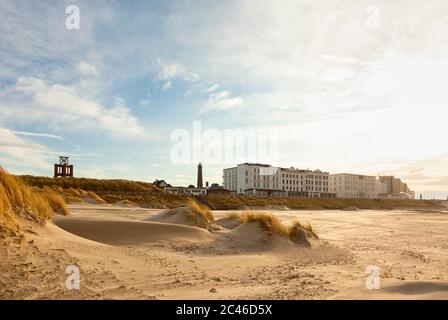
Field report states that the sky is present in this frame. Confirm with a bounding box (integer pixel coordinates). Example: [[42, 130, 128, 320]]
[[0, 0, 447, 199]]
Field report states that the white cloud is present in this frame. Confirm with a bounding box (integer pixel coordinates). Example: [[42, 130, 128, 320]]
[[157, 59, 200, 82], [1, 77, 145, 139], [0, 127, 51, 170], [11, 131, 64, 140], [202, 90, 243, 113], [140, 93, 151, 107], [162, 81, 172, 91], [77, 60, 99, 77], [207, 83, 220, 92]]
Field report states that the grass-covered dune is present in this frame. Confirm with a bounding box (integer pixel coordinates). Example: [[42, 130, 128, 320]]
[[20, 175, 162, 193], [0, 169, 68, 236], [204, 194, 445, 211], [18, 175, 446, 211]]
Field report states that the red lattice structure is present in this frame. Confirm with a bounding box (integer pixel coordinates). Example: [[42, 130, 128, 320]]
[[54, 156, 74, 178]]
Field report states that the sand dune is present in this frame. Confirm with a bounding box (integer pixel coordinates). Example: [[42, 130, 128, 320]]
[[145, 205, 217, 231], [145, 207, 198, 226], [55, 216, 215, 246], [216, 216, 241, 230], [333, 280, 448, 300], [3, 203, 448, 300], [228, 222, 295, 249]]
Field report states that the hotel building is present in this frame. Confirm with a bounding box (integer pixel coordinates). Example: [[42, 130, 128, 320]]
[[378, 176, 415, 199], [223, 163, 334, 198], [329, 173, 377, 199]]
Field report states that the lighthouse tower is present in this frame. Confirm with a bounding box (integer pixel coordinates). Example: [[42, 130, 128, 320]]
[[197, 162, 203, 188]]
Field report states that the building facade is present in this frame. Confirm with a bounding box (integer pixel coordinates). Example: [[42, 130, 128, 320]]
[[280, 167, 332, 197], [329, 173, 377, 199], [378, 176, 415, 199], [223, 163, 333, 198], [164, 186, 207, 196], [223, 163, 282, 196]]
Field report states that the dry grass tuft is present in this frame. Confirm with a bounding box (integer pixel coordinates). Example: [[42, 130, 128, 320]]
[[226, 211, 319, 242], [186, 198, 216, 229], [0, 168, 63, 235], [227, 211, 289, 237], [36, 187, 69, 216], [288, 220, 319, 241]]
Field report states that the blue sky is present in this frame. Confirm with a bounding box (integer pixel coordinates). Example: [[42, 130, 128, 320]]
[[1, 0, 448, 198]]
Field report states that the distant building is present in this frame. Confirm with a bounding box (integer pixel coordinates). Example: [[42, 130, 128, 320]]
[[164, 186, 207, 196], [329, 173, 377, 199], [207, 183, 232, 195], [153, 180, 171, 188], [223, 163, 334, 198], [156, 163, 207, 196], [328, 174, 415, 199], [378, 176, 415, 199], [281, 167, 332, 198], [375, 180, 388, 198]]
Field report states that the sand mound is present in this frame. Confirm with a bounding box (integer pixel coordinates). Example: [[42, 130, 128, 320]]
[[114, 200, 136, 207], [333, 279, 448, 300], [146, 200, 217, 230], [0, 168, 63, 235], [229, 221, 295, 248], [216, 216, 241, 230], [225, 211, 318, 248], [343, 206, 360, 211], [55, 216, 215, 246], [240, 205, 290, 211]]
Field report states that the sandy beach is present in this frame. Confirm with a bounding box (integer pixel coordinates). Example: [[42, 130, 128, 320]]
[[1, 204, 447, 300]]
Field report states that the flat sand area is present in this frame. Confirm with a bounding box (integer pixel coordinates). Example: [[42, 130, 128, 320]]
[[1, 204, 447, 299]]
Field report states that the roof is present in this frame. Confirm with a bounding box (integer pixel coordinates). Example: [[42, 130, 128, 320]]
[[239, 163, 272, 167], [245, 188, 285, 192], [330, 173, 376, 178]]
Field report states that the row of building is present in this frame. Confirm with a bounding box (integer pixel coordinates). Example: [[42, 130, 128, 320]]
[[223, 163, 415, 199], [154, 162, 229, 196]]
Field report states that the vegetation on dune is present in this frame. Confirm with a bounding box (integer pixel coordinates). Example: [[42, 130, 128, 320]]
[[186, 198, 217, 230], [226, 211, 319, 243], [205, 194, 442, 211], [33, 187, 69, 216], [18, 175, 444, 210], [288, 220, 319, 240], [0, 168, 60, 235], [237, 211, 289, 237], [20, 175, 162, 193]]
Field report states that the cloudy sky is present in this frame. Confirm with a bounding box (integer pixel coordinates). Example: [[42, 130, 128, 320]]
[[1, 0, 447, 198]]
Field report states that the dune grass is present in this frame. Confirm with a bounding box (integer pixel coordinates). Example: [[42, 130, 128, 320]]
[[20, 175, 162, 193], [226, 211, 289, 237], [226, 211, 318, 242], [205, 194, 442, 211], [18, 175, 444, 210], [185, 199, 217, 230], [34, 187, 69, 216], [0, 168, 60, 235], [289, 220, 319, 240]]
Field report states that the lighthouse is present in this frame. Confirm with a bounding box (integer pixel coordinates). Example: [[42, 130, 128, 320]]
[[197, 162, 203, 188]]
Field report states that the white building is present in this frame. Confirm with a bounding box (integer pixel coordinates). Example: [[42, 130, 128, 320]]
[[223, 163, 283, 196], [164, 186, 207, 196], [223, 163, 333, 198], [329, 173, 377, 199], [375, 180, 389, 198], [280, 167, 331, 197]]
